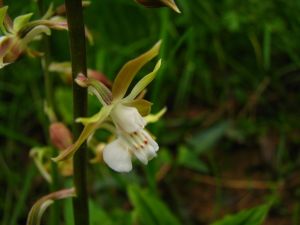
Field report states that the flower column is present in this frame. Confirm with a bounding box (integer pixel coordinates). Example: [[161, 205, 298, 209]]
[[64, 0, 89, 225]]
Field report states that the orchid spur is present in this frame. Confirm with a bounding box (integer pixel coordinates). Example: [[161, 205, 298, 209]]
[[53, 41, 162, 172]]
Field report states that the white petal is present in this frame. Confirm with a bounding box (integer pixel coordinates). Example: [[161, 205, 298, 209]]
[[111, 103, 146, 133], [103, 138, 132, 172], [133, 149, 149, 165], [142, 130, 159, 152], [144, 145, 157, 159], [116, 128, 159, 166]]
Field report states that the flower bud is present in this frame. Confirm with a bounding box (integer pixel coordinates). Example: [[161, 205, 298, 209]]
[[135, 0, 181, 13], [0, 36, 23, 68], [49, 122, 73, 150]]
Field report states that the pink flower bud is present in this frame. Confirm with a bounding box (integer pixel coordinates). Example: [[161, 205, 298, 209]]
[[49, 122, 73, 150], [88, 69, 112, 88]]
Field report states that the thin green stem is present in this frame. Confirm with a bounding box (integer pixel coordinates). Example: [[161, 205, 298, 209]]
[[36, 1, 60, 225], [37, 0, 56, 122], [64, 0, 89, 225]]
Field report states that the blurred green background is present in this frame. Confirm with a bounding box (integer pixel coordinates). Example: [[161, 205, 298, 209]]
[[1, 0, 300, 224]]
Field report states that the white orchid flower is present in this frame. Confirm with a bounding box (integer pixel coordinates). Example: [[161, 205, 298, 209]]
[[53, 41, 162, 172], [103, 129, 159, 172]]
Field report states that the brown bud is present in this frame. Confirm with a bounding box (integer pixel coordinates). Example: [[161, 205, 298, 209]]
[[49, 122, 73, 150], [0, 37, 23, 68], [135, 0, 181, 13]]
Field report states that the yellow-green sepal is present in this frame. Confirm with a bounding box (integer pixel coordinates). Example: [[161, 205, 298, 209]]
[[76, 104, 113, 125], [112, 40, 161, 100], [30, 147, 53, 183], [52, 106, 112, 162], [22, 25, 51, 45], [52, 123, 97, 162], [144, 107, 167, 123], [123, 99, 153, 116], [125, 59, 162, 101], [13, 13, 33, 32]]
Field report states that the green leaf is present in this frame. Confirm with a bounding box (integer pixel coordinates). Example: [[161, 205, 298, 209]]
[[211, 204, 270, 225], [13, 13, 33, 32], [177, 145, 209, 172], [188, 121, 230, 154], [112, 41, 161, 100], [128, 185, 181, 225], [125, 59, 161, 101], [89, 200, 114, 225]]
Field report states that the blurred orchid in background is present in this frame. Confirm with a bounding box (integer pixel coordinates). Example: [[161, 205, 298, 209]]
[[135, 0, 181, 13], [0, 5, 67, 68]]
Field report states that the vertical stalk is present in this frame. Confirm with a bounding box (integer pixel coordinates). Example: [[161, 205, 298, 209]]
[[64, 0, 89, 225], [37, 3, 55, 120], [36, 1, 59, 225]]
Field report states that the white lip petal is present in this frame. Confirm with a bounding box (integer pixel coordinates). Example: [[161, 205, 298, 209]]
[[144, 145, 157, 160], [141, 130, 159, 152], [103, 138, 132, 172], [133, 149, 149, 165], [104, 103, 159, 171]]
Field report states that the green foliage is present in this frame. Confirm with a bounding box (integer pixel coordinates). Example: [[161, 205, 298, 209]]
[[177, 145, 209, 172], [89, 200, 133, 225], [128, 185, 181, 225], [188, 121, 231, 154], [55, 87, 73, 123], [211, 204, 270, 225]]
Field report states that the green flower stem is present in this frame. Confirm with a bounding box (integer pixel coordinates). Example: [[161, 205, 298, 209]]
[[37, 0, 55, 121], [64, 0, 89, 225], [36, 1, 60, 225]]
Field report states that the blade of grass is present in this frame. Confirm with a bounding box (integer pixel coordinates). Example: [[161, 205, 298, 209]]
[[10, 164, 36, 225]]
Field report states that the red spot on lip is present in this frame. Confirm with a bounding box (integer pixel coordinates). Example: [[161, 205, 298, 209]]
[[144, 140, 148, 144]]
